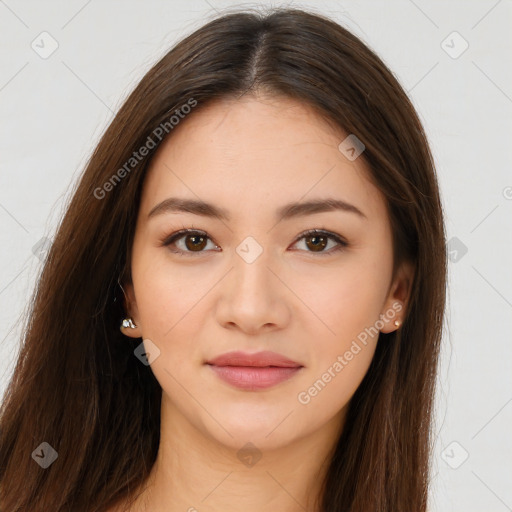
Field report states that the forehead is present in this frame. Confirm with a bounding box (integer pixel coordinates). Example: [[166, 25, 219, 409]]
[[139, 94, 388, 225]]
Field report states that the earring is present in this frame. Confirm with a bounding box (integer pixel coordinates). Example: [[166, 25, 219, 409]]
[[121, 318, 136, 329], [394, 320, 401, 328]]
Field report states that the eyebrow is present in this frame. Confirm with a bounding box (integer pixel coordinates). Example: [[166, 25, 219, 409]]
[[147, 197, 367, 222]]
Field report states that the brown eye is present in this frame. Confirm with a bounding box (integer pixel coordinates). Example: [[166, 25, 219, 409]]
[[292, 229, 348, 255], [304, 233, 328, 252], [162, 229, 218, 256], [163, 228, 347, 257], [183, 233, 208, 251]]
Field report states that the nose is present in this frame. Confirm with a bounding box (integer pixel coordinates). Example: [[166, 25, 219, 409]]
[[214, 250, 291, 335]]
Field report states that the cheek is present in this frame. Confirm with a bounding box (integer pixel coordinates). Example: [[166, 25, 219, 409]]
[[294, 255, 389, 405], [291, 277, 381, 431], [134, 253, 207, 330], [296, 338, 377, 430], [295, 267, 385, 418], [132, 256, 216, 372], [297, 260, 386, 343], [306, 287, 380, 403]]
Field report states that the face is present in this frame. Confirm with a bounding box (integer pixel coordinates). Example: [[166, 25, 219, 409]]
[[122, 94, 413, 451]]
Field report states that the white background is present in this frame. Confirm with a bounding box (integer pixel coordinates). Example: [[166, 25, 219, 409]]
[[1, 1, 511, 510]]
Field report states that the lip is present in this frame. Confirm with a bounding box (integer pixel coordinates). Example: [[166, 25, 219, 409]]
[[206, 350, 302, 368], [205, 351, 303, 390]]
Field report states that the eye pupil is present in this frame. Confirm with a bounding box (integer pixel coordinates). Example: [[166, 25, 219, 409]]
[[306, 235, 327, 252], [167, 229, 343, 256], [185, 234, 207, 251]]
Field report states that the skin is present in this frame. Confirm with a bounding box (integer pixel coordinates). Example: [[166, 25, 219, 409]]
[[118, 93, 414, 512]]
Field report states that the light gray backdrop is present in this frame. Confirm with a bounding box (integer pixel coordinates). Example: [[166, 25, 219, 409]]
[[1, 1, 511, 510]]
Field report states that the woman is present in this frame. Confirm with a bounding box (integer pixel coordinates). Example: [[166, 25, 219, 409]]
[[0, 7, 447, 511]]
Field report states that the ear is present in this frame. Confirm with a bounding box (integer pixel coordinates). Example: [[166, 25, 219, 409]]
[[119, 279, 143, 339], [379, 260, 415, 334]]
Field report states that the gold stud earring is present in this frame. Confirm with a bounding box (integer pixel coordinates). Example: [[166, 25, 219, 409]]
[[394, 320, 401, 328], [121, 318, 136, 329]]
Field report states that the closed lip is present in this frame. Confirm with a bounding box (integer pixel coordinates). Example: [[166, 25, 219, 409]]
[[205, 350, 303, 368]]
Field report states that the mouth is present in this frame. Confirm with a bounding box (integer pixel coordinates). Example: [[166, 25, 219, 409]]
[[206, 364, 303, 390], [204, 351, 304, 391]]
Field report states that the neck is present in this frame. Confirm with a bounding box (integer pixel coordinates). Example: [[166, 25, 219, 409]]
[[129, 393, 345, 512]]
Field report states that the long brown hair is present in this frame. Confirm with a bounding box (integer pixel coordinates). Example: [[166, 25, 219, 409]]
[[0, 7, 446, 511]]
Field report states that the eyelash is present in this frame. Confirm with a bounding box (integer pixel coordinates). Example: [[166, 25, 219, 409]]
[[160, 227, 348, 257]]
